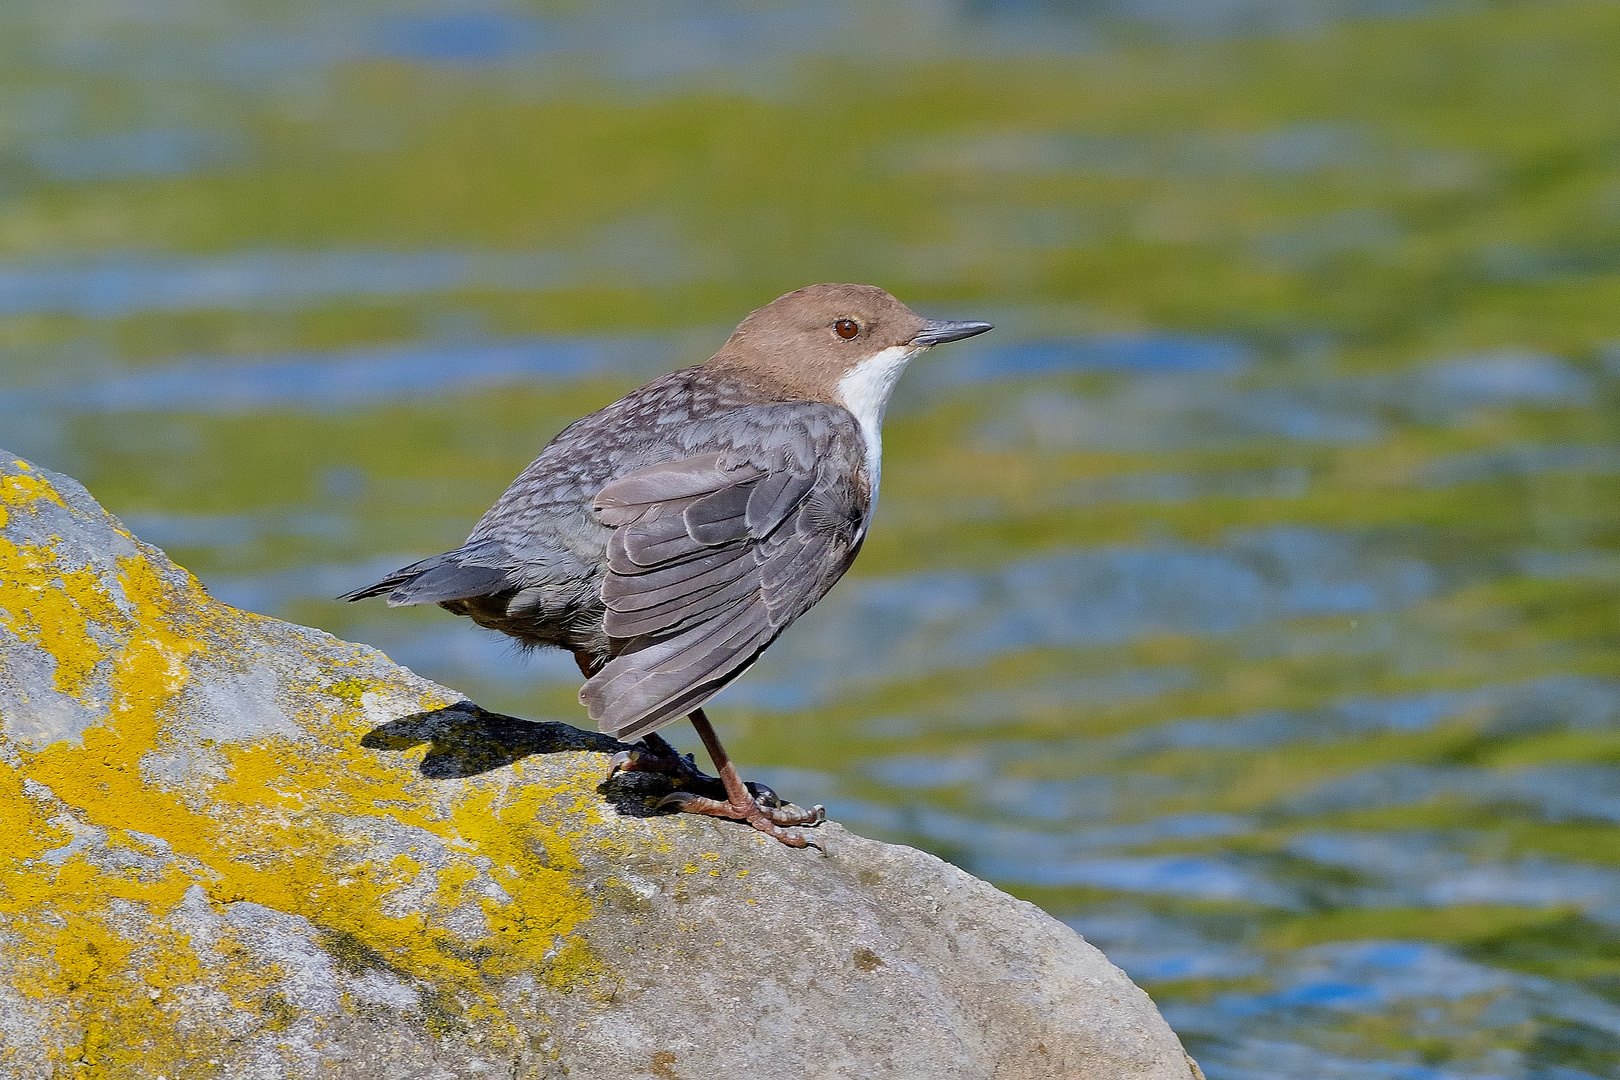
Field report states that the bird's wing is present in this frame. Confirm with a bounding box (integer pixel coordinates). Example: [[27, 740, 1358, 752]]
[[581, 408, 866, 740]]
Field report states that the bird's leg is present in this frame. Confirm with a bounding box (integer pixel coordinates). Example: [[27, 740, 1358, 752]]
[[656, 708, 826, 849]]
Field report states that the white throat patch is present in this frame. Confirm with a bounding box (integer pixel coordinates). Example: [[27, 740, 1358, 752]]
[[836, 344, 922, 520]]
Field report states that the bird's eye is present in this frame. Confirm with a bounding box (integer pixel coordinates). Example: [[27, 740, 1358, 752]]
[[834, 319, 860, 340]]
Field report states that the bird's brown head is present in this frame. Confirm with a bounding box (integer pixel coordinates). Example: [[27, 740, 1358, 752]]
[[708, 283, 992, 412]]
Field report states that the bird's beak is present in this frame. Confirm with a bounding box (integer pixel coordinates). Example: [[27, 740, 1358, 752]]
[[911, 319, 994, 347]]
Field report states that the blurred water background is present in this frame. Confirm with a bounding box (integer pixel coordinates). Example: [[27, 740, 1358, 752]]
[[4, 0, 1620, 1075]]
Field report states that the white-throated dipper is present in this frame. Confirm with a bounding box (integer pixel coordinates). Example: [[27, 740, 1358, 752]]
[[341, 284, 992, 846]]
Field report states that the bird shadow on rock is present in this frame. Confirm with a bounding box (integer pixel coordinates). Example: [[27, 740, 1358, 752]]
[[360, 701, 715, 818]]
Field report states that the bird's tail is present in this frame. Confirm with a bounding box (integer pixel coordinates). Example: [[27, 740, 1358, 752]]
[[338, 546, 515, 607]]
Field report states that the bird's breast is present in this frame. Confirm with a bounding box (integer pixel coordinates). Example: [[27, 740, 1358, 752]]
[[834, 344, 922, 526]]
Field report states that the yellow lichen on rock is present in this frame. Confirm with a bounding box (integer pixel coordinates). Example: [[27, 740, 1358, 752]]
[[0, 456, 611, 1076], [0, 540, 120, 700], [5, 857, 246, 1080]]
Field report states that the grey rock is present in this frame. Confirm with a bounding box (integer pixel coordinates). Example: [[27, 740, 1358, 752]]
[[0, 449, 1200, 1079]]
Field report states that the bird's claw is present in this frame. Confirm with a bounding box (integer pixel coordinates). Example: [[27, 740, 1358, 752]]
[[656, 790, 697, 811]]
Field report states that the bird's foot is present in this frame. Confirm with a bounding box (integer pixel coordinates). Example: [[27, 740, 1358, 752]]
[[605, 733, 793, 815], [606, 731, 711, 789], [656, 789, 827, 850], [603, 719, 827, 849]]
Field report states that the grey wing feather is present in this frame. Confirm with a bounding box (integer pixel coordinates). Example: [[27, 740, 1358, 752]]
[[621, 509, 711, 567], [745, 471, 815, 533], [589, 606, 778, 742], [602, 544, 753, 610], [581, 410, 865, 739], [594, 454, 759, 523], [601, 571, 759, 639], [758, 535, 827, 622], [684, 481, 758, 543]]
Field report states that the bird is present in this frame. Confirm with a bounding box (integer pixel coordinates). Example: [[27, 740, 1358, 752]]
[[340, 283, 992, 846]]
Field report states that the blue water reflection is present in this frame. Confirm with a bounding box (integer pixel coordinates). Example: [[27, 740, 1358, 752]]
[[736, 527, 1437, 702], [0, 248, 684, 319], [26, 129, 243, 182], [1162, 940, 1620, 1080], [0, 336, 669, 411]]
